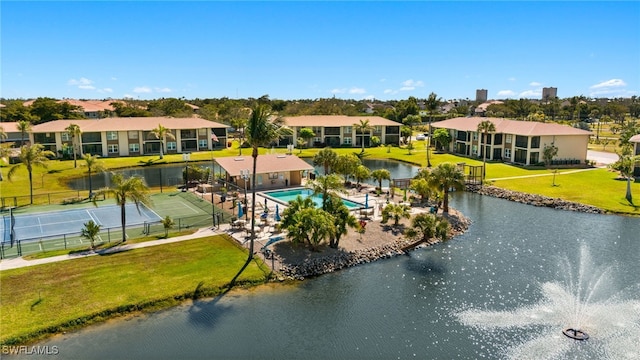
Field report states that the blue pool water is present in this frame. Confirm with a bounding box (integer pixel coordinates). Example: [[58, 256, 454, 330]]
[[262, 188, 363, 209]]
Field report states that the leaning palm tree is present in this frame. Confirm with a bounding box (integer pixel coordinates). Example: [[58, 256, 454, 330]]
[[93, 173, 151, 243], [65, 123, 82, 168], [7, 144, 55, 204], [149, 124, 176, 159], [83, 153, 105, 198], [245, 104, 291, 259], [477, 120, 496, 180], [17, 120, 32, 146], [306, 173, 346, 210], [428, 162, 465, 213], [313, 147, 338, 175], [353, 119, 374, 152]]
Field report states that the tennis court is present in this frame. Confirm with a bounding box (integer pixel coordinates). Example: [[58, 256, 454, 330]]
[[1, 204, 162, 244]]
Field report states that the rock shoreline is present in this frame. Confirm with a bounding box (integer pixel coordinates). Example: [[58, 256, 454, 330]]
[[277, 210, 471, 280], [466, 184, 605, 214]]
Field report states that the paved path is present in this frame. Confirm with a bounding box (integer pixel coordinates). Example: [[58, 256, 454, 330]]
[[587, 149, 619, 166], [488, 167, 598, 181], [0, 226, 228, 271]]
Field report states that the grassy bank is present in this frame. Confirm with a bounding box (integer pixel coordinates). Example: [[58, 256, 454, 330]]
[[0, 235, 270, 345]]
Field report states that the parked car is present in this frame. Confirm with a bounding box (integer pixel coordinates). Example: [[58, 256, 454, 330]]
[[415, 133, 428, 141]]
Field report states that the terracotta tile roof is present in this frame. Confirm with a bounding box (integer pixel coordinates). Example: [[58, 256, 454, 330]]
[[215, 154, 313, 177], [22, 99, 116, 112], [431, 117, 592, 136], [282, 115, 400, 127], [0, 122, 21, 133], [630, 134, 640, 143], [32, 117, 229, 133]]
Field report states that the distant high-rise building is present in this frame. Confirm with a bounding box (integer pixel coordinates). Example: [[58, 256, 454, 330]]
[[476, 89, 488, 102], [542, 87, 557, 100]]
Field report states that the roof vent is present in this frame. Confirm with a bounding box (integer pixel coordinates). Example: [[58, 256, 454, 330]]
[[234, 158, 244, 161], [277, 155, 286, 158]]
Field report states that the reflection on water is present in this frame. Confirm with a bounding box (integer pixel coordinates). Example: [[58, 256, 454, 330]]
[[15, 192, 640, 360]]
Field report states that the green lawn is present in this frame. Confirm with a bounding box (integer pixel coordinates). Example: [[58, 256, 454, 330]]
[[491, 168, 640, 215], [0, 235, 269, 345]]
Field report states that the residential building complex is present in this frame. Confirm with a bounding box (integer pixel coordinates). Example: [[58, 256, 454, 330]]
[[278, 115, 401, 148], [27, 117, 228, 158], [630, 134, 640, 176], [431, 117, 592, 166], [476, 89, 488, 103], [542, 87, 558, 100]]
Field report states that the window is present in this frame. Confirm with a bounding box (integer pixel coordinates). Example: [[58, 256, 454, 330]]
[[515, 135, 528, 148], [313, 137, 321, 143], [473, 132, 478, 141], [181, 129, 196, 138], [471, 144, 478, 156], [61, 133, 70, 141], [531, 136, 540, 149], [374, 126, 382, 133], [129, 143, 139, 152], [344, 126, 352, 134], [107, 131, 118, 140], [504, 148, 511, 159], [344, 137, 352, 145], [199, 139, 208, 148], [529, 152, 540, 164], [505, 134, 512, 144], [82, 132, 101, 143], [128, 131, 139, 140], [198, 128, 207, 136], [108, 144, 118, 153], [493, 133, 503, 145], [167, 142, 177, 150]]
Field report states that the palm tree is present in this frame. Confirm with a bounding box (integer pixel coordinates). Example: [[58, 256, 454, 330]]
[[324, 195, 359, 249], [611, 144, 640, 205], [353, 164, 371, 189], [306, 174, 346, 210], [0, 127, 6, 181], [313, 147, 338, 175], [428, 163, 465, 213], [245, 104, 290, 258], [477, 120, 496, 180], [65, 123, 82, 168], [371, 169, 391, 191], [94, 173, 151, 243], [402, 114, 421, 148], [83, 153, 105, 198], [17, 120, 32, 146], [404, 213, 450, 244], [149, 124, 176, 159], [161, 215, 175, 238], [0, 126, 6, 141], [80, 220, 101, 250], [353, 119, 374, 152], [381, 203, 411, 227], [7, 144, 55, 204]]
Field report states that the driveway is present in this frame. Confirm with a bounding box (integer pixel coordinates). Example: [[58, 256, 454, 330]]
[[587, 150, 619, 167]]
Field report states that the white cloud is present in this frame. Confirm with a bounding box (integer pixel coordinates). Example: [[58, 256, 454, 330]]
[[155, 87, 172, 93], [519, 89, 540, 98], [331, 88, 346, 94], [67, 77, 93, 86], [529, 82, 542, 87], [349, 87, 366, 94], [133, 86, 152, 93], [590, 79, 626, 89], [402, 79, 424, 87], [110, 77, 118, 81], [364, 95, 376, 100], [497, 90, 515, 98], [508, 77, 517, 81]]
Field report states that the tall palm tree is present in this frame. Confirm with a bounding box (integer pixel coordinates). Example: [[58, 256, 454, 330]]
[[245, 104, 290, 258], [402, 114, 421, 148], [353, 119, 374, 152], [149, 124, 176, 159], [17, 120, 32, 147], [306, 174, 346, 210], [7, 144, 55, 204], [371, 169, 391, 191], [313, 147, 338, 175], [83, 153, 105, 198], [65, 123, 82, 168], [94, 173, 150, 243], [428, 162, 465, 213], [477, 120, 496, 180], [611, 144, 640, 205]]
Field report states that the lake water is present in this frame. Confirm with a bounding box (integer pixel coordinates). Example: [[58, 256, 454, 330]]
[[14, 192, 640, 360]]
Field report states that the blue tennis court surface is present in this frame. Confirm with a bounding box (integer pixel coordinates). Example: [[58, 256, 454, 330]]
[[1, 204, 162, 243]]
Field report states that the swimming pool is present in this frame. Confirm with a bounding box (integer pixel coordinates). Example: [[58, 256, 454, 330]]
[[262, 188, 363, 210]]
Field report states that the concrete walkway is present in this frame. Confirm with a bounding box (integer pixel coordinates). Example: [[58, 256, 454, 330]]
[[0, 226, 229, 272], [488, 167, 599, 181]]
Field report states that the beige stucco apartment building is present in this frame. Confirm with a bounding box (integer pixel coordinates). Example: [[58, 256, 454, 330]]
[[279, 115, 401, 148], [29, 117, 228, 158], [630, 134, 640, 176], [431, 117, 592, 166]]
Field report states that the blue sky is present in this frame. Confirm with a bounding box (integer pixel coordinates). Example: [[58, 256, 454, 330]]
[[2, 1, 639, 101]]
